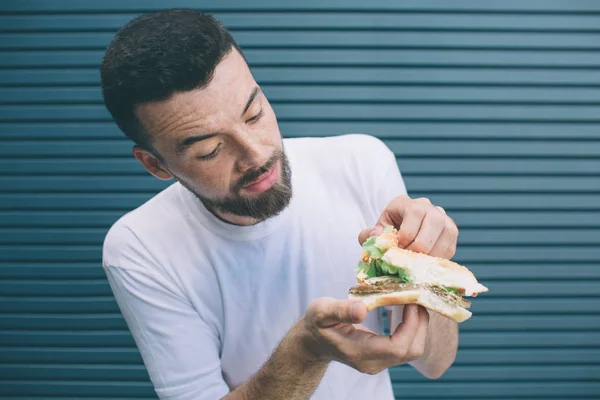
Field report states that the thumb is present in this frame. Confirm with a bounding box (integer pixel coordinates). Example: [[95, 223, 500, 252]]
[[358, 224, 384, 245], [308, 298, 368, 328]]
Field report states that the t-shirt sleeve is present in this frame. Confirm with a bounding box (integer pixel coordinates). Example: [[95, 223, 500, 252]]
[[103, 225, 229, 400]]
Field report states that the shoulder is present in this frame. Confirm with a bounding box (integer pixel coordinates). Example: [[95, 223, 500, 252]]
[[102, 183, 186, 271], [284, 134, 395, 172], [285, 133, 391, 155]]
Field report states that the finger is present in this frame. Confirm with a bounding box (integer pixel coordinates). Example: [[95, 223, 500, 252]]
[[429, 217, 459, 259], [405, 208, 446, 254], [358, 225, 384, 245], [396, 208, 425, 249], [373, 195, 414, 232], [308, 298, 368, 329], [406, 306, 430, 359], [389, 304, 421, 349]]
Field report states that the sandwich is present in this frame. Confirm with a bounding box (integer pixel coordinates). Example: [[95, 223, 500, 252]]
[[348, 226, 488, 323]]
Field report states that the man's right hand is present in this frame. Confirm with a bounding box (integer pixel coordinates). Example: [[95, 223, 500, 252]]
[[300, 298, 430, 375]]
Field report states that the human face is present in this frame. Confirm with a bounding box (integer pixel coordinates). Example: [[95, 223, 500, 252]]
[[134, 50, 292, 225]]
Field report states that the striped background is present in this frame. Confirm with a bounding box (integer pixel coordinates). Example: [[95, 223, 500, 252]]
[[1, 1, 599, 398]]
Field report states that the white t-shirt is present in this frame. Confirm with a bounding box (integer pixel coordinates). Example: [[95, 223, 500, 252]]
[[103, 134, 408, 400]]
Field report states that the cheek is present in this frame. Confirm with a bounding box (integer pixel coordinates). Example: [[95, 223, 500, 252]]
[[261, 102, 282, 142], [178, 159, 234, 197]]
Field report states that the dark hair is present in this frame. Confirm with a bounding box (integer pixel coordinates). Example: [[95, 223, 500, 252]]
[[100, 9, 242, 149]]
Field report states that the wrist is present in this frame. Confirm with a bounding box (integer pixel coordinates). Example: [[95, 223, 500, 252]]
[[289, 316, 329, 366]]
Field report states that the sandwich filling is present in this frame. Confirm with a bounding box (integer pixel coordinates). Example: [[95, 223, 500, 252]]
[[353, 226, 472, 307], [348, 280, 471, 309]]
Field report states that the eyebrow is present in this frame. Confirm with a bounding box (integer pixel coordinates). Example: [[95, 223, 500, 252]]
[[241, 87, 260, 117], [176, 133, 218, 155]]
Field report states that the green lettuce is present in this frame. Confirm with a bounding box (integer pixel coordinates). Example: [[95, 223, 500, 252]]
[[444, 287, 460, 295], [362, 236, 383, 259], [357, 258, 412, 283]]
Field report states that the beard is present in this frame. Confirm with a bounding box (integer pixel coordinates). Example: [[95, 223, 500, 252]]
[[178, 149, 293, 223]]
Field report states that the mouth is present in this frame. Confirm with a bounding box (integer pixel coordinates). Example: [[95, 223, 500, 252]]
[[242, 162, 280, 194]]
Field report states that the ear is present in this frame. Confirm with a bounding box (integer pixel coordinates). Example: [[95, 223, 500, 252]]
[[133, 146, 173, 181]]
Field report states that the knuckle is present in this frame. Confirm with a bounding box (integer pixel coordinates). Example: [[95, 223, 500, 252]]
[[432, 213, 447, 230], [445, 245, 457, 259], [446, 219, 459, 237], [411, 205, 427, 218], [399, 229, 417, 243], [416, 197, 432, 205], [412, 342, 426, 359], [395, 194, 411, 204], [411, 240, 428, 253], [308, 300, 327, 323], [392, 346, 409, 360]]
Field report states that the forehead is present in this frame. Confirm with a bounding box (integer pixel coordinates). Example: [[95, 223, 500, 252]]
[[136, 50, 256, 139]]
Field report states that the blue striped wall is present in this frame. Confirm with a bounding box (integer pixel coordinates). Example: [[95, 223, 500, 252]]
[[1, 1, 599, 398]]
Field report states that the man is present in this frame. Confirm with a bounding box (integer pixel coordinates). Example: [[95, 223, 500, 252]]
[[101, 9, 459, 400]]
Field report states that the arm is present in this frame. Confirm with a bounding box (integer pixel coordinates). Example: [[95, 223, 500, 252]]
[[226, 298, 429, 400], [223, 319, 329, 400], [105, 224, 430, 400]]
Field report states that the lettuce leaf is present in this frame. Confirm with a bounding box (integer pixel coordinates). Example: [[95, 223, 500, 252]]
[[356, 260, 377, 278], [377, 260, 412, 282], [444, 287, 460, 295], [362, 236, 384, 259]]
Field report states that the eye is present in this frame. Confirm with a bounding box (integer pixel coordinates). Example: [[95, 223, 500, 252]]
[[246, 108, 264, 123], [197, 143, 222, 161]]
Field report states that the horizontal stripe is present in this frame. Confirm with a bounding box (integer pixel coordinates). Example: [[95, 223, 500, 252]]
[[388, 382, 600, 398], [2, 0, 600, 12], [5, 85, 600, 105], [2, 122, 600, 140], [1, 364, 599, 383], [4, 158, 600, 176], [390, 365, 600, 382], [1, 175, 599, 193], [2, 103, 600, 122], [2, 380, 598, 397], [1, 210, 598, 228], [2, 245, 600, 262], [2, 297, 599, 315], [3, 67, 600, 86], [4, 32, 600, 51], [0, 346, 600, 366], [0, 364, 149, 381], [2, 228, 598, 245], [1, 279, 599, 297], [2, 139, 599, 157], [6, 313, 600, 332], [4, 12, 600, 32], [0, 380, 153, 397], [3, 347, 600, 365], [1, 330, 597, 348], [1, 262, 598, 280], [2, 193, 600, 212], [9, 313, 599, 331]]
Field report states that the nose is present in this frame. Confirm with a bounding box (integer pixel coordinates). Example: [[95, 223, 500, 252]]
[[234, 134, 269, 173]]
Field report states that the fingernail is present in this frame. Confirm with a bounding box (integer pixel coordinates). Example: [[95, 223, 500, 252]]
[[371, 226, 383, 236]]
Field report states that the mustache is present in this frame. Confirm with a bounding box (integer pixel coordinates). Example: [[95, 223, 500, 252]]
[[232, 150, 282, 193]]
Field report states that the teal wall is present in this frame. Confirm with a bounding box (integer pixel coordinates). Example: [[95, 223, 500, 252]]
[[1, 1, 599, 398]]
